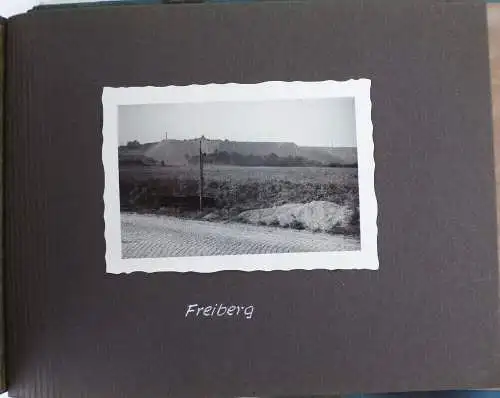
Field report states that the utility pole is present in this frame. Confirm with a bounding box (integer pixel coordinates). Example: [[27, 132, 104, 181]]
[[199, 136, 205, 211]]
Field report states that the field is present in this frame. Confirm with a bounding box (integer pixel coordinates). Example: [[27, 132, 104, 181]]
[[119, 164, 359, 235], [120, 164, 356, 183]]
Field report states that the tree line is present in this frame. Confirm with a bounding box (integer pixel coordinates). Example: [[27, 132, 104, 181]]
[[186, 150, 355, 167]]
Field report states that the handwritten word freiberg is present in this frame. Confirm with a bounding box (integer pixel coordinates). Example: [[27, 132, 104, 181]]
[[185, 304, 254, 320]]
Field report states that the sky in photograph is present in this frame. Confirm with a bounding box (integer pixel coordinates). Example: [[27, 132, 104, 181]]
[[118, 97, 356, 148]]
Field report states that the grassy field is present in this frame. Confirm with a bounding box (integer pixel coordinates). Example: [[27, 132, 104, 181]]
[[119, 164, 359, 233], [121, 164, 356, 184]]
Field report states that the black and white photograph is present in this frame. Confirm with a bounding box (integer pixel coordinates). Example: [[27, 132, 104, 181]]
[[102, 81, 377, 272]]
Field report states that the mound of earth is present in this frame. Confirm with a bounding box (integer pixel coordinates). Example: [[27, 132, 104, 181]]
[[236, 201, 356, 234]]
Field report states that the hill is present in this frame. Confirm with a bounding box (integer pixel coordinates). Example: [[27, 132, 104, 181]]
[[120, 138, 357, 167]]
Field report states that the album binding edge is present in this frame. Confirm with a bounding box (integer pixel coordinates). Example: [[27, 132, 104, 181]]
[[0, 16, 7, 394]]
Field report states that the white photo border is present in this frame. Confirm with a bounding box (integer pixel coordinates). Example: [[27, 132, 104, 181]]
[[102, 80, 378, 273]]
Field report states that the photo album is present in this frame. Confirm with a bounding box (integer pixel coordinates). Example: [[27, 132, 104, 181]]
[[2, 0, 500, 396]]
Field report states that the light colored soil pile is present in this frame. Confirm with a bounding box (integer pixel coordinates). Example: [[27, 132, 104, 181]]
[[235, 201, 357, 234]]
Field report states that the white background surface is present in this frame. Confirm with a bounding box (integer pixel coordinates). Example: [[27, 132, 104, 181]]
[[0, 0, 112, 17], [0, 0, 37, 17]]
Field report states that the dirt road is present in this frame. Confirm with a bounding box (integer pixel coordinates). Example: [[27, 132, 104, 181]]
[[121, 213, 361, 258]]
